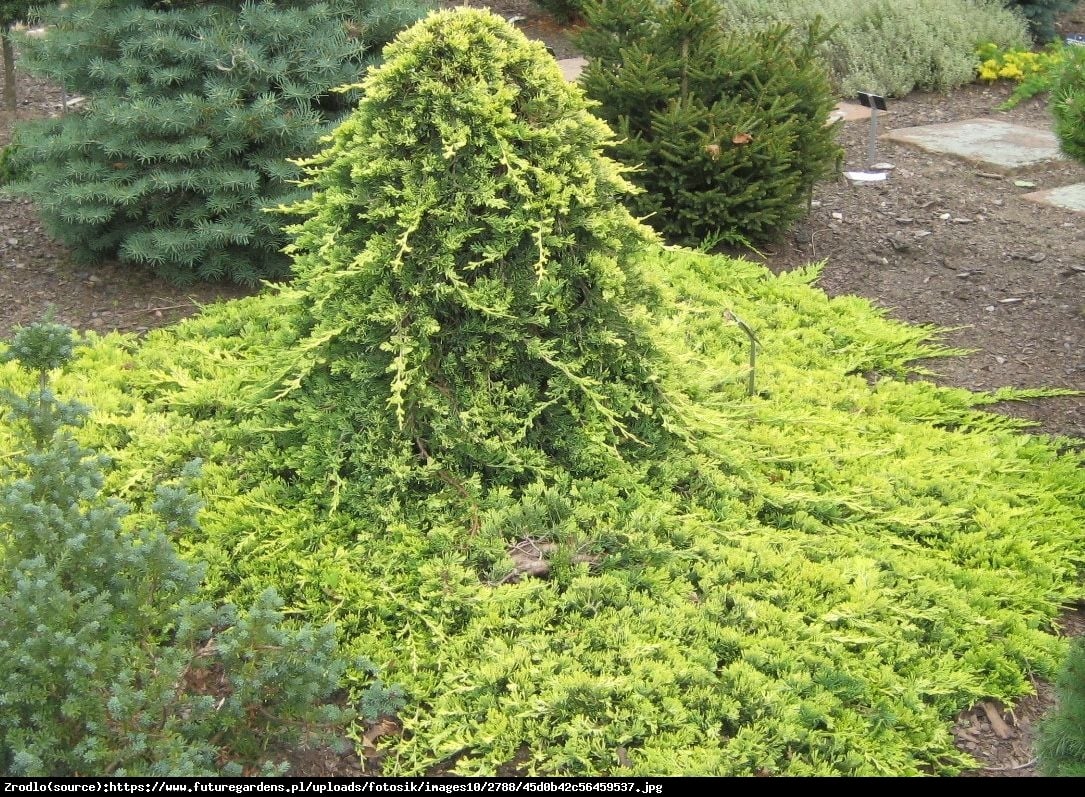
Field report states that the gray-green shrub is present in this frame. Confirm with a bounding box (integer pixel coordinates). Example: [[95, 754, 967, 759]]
[[719, 0, 1030, 96]]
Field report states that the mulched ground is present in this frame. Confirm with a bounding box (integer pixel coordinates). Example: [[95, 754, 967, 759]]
[[1, 2, 1082, 777], [764, 80, 1085, 441]]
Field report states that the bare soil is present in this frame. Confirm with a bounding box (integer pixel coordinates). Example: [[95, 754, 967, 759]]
[[763, 80, 1085, 440], [1, 2, 1082, 777]]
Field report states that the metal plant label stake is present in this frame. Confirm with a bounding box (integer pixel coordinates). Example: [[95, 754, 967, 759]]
[[856, 91, 888, 168]]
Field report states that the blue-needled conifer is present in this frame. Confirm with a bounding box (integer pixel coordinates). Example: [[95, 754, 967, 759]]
[[1038, 637, 1085, 775], [5, 0, 429, 284], [1006, 0, 1078, 43]]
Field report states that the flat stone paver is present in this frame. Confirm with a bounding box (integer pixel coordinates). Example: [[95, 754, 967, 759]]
[[1021, 182, 1085, 213], [557, 57, 586, 82], [881, 118, 1064, 172]]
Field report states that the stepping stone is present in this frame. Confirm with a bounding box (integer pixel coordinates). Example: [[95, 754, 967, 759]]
[[557, 57, 586, 82], [881, 118, 1064, 172], [828, 102, 887, 124], [1021, 183, 1085, 214]]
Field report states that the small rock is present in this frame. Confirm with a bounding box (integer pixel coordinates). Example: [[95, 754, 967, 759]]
[[985, 305, 995, 312], [995, 356, 1006, 365], [939, 213, 951, 220], [1013, 180, 1036, 188], [998, 297, 1023, 304], [914, 230, 932, 238], [895, 216, 914, 223], [1027, 253, 1047, 263], [952, 217, 973, 224], [831, 212, 843, 221]]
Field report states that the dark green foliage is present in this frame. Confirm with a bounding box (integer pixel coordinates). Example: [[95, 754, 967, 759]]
[[0, 144, 20, 186], [268, 7, 674, 508], [5, 0, 429, 284], [535, 0, 587, 22], [0, 321, 388, 776], [577, 0, 840, 248], [0, 1, 33, 26], [1038, 637, 1085, 775], [1007, 0, 1077, 43], [1051, 45, 1085, 165]]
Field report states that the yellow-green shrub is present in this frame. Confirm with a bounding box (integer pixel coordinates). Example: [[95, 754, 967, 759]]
[[5, 246, 1082, 776], [2, 9, 1082, 778]]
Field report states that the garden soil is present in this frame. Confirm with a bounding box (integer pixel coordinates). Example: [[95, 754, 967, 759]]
[[1, 2, 1083, 777]]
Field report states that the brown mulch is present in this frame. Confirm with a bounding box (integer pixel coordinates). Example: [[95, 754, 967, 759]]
[[1, 2, 1083, 778], [758, 79, 1085, 440]]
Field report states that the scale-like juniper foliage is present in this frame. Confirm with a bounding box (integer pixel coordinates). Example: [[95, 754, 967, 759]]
[[268, 8, 676, 512], [3, 10, 1084, 777]]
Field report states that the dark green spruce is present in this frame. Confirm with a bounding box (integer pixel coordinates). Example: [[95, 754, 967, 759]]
[[1051, 45, 1085, 165], [577, 0, 841, 249]]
